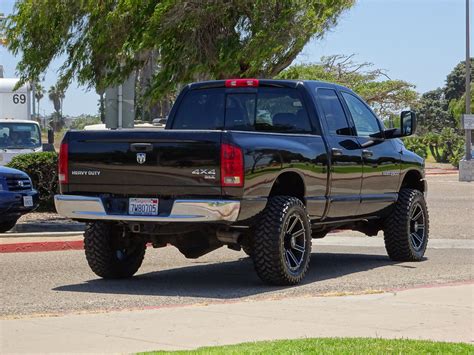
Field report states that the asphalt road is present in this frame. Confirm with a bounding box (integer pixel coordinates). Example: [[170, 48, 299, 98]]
[[425, 174, 473, 239], [1, 174, 472, 317]]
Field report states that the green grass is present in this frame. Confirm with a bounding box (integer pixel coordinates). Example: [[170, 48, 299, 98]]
[[140, 337, 473, 355]]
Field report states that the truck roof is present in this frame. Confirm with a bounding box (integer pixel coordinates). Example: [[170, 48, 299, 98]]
[[0, 119, 39, 125], [187, 79, 353, 93], [0, 78, 30, 93]]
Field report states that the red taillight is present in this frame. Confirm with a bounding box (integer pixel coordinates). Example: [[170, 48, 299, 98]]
[[225, 78, 259, 88], [58, 143, 68, 184], [221, 143, 244, 187]]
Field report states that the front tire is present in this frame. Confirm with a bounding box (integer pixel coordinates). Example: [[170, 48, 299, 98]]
[[252, 196, 311, 285], [383, 188, 429, 261], [84, 222, 146, 279]]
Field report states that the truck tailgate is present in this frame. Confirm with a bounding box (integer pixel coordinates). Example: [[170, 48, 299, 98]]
[[64, 129, 222, 196]]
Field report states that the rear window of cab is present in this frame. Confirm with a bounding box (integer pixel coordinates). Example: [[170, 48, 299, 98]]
[[171, 88, 313, 134]]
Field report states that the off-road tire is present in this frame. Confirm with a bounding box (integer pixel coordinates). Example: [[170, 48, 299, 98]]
[[384, 188, 429, 261], [84, 222, 146, 278], [0, 219, 17, 233], [252, 196, 311, 285]]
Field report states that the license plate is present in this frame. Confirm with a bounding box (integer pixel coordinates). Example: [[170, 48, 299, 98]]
[[128, 198, 159, 216], [23, 196, 33, 207]]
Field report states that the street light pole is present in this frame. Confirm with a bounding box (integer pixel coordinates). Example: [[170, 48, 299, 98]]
[[466, 0, 472, 160]]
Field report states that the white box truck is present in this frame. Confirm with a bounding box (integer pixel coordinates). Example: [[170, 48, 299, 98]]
[[0, 78, 53, 165]]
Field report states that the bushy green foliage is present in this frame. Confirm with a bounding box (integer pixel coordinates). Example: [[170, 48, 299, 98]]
[[70, 115, 101, 130], [6, 152, 58, 212], [403, 136, 427, 159], [423, 128, 465, 167], [6, 0, 354, 100]]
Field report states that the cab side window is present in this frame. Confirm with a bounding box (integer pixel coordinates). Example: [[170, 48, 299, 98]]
[[317, 89, 352, 136], [341, 92, 381, 137]]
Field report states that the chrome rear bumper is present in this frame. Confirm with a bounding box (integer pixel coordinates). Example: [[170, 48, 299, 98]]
[[54, 195, 240, 222]]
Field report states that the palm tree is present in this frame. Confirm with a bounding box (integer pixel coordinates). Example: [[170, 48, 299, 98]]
[[34, 82, 45, 123], [48, 85, 65, 131]]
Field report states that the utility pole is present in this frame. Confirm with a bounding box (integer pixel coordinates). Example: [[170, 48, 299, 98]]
[[460, 0, 474, 181], [465, 0, 472, 161]]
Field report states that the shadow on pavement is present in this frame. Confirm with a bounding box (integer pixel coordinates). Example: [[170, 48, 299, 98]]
[[54, 252, 400, 299]]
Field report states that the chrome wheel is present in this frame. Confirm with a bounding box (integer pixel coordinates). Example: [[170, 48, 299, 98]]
[[283, 214, 307, 271], [409, 202, 426, 251]]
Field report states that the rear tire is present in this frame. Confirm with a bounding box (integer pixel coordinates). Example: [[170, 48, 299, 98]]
[[84, 222, 146, 279], [252, 196, 311, 285], [383, 188, 429, 261], [0, 219, 18, 233]]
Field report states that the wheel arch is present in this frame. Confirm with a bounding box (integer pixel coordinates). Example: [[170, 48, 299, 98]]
[[400, 169, 426, 193], [269, 171, 306, 203]]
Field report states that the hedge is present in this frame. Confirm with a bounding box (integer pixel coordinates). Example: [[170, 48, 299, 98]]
[[6, 152, 58, 212]]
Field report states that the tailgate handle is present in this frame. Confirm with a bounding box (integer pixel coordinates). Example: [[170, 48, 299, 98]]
[[130, 143, 153, 152]]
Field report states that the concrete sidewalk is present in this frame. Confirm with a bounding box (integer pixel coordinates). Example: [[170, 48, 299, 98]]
[[1, 283, 472, 353]]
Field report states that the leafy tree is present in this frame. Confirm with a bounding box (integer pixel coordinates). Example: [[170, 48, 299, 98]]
[[448, 82, 474, 125], [70, 115, 102, 130], [48, 84, 65, 131], [33, 82, 45, 119], [444, 58, 473, 102], [278, 54, 418, 119], [5, 0, 354, 102], [414, 88, 456, 133]]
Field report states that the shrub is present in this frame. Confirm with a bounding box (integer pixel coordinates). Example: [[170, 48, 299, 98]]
[[403, 136, 427, 159], [6, 152, 58, 212], [70, 115, 101, 130], [422, 128, 464, 167]]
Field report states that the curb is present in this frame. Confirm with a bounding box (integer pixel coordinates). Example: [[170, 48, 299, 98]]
[[11, 223, 85, 233], [0, 240, 84, 253], [0, 231, 83, 238]]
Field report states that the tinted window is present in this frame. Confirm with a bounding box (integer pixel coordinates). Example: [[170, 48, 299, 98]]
[[173, 89, 225, 129], [255, 89, 312, 133], [173, 87, 312, 133], [341, 92, 381, 137], [317, 89, 352, 136]]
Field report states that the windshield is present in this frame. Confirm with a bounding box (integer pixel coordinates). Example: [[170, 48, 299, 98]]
[[0, 122, 41, 149]]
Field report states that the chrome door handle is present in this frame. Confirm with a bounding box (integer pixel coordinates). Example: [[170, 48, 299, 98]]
[[331, 148, 343, 156], [362, 149, 373, 158]]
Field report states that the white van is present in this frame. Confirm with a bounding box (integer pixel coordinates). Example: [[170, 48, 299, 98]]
[[0, 78, 53, 165]]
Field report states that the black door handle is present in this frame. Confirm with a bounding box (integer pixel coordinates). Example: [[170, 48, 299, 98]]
[[362, 149, 373, 158], [331, 148, 343, 157], [130, 143, 153, 152]]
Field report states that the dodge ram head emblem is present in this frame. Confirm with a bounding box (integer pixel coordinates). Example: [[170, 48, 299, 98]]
[[136, 153, 146, 164]]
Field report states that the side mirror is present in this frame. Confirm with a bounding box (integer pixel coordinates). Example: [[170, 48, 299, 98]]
[[384, 111, 416, 138], [399, 110, 416, 137], [47, 129, 54, 144]]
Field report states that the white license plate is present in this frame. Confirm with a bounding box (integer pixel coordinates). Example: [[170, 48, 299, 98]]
[[23, 196, 34, 207], [129, 198, 159, 216]]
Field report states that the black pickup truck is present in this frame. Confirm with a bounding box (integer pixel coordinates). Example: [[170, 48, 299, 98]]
[[55, 79, 428, 285]]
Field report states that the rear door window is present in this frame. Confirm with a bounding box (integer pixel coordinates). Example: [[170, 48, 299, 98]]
[[172, 87, 312, 133], [172, 89, 225, 129], [317, 89, 352, 136]]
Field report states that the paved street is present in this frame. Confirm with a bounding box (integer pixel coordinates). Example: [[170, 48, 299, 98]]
[[1, 240, 473, 317], [1, 174, 473, 317]]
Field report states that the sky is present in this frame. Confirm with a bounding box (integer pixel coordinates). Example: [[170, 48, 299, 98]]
[[0, 0, 472, 116]]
